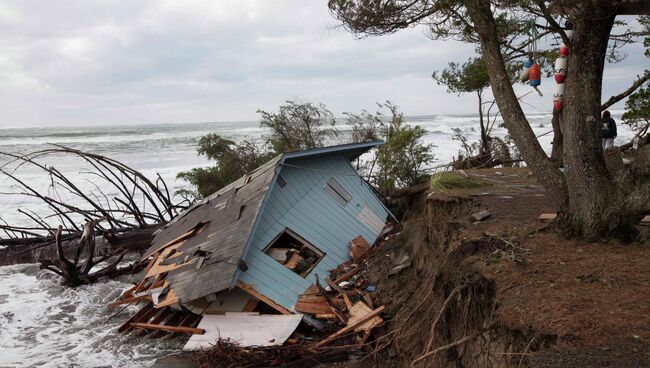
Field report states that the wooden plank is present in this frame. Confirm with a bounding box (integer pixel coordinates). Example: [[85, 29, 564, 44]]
[[242, 299, 259, 312], [130, 322, 205, 335], [347, 301, 383, 333], [155, 287, 179, 308], [313, 306, 384, 348], [295, 299, 334, 315], [138, 307, 172, 337], [118, 302, 155, 333], [153, 310, 185, 338], [108, 293, 152, 308], [168, 314, 202, 340], [315, 314, 337, 319], [144, 224, 205, 260], [236, 280, 293, 315], [333, 266, 361, 285], [326, 277, 352, 310]]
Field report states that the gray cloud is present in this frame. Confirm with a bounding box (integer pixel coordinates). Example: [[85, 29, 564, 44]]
[[0, 1, 646, 127]]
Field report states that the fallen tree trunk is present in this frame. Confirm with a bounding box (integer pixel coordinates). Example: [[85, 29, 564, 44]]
[[38, 222, 148, 287], [0, 226, 158, 266]]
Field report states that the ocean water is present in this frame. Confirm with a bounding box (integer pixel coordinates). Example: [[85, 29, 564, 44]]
[[0, 113, 634, 367]]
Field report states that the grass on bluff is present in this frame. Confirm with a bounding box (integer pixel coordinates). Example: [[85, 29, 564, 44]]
[[429, 171, 485, 192]]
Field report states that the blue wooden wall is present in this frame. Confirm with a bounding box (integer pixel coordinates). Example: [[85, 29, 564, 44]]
[[238, 154, 390, 309]]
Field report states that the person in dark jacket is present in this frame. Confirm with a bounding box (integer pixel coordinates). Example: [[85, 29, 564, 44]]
[[601, 110, 617, 150]]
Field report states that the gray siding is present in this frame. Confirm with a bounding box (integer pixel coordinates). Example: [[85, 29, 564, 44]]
[[239, 154, 389, 309]]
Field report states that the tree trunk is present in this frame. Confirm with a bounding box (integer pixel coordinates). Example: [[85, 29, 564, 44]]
[[0, 227, 158, 266], [465, 1, 644, 240], [561, 7, 619, 240], [551, 110, 564, 164], [477, 91, 490, 155], [465, 0, 567, 205]]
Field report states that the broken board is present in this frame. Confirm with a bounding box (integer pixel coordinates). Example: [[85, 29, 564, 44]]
[[183, 313, 303, 351], [347, 301, 383, 333]]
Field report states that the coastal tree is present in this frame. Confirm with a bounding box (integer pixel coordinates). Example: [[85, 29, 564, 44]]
[[346, 102, 435, 196], [329, 0, 650, 240], [375, 103, 434, 195], [179, 100, 435, 200], [622, 80, 650, 146], [178, 101, 338, 198], [258, 101, 338, 152], [177, 134, 273, 198], [432, 57, 518, 166]]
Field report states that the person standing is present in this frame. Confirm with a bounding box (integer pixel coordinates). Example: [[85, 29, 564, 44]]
[[601, 110, 617, 150]]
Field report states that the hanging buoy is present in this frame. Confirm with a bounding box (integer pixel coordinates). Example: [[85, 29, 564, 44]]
[[553, 83, 565, 111], [559, 42, 569, 57], [554, 57, 567, 83], [520, 60, 533, 82], [528, 63, 541, 87], [529, 63, 543, 96]]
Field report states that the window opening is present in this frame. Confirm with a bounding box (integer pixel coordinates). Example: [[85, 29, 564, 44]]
[[324, 177, 351, 205], [264, 229, 324, 278]]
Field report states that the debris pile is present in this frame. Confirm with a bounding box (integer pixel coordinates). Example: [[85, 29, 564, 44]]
[[107, 224, 399, 367], [295, 236, 387, 349]]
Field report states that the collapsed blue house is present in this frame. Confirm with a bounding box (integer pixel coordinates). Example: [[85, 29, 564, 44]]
[[120, 141, 394, 347], [138, 141, 392, 313]]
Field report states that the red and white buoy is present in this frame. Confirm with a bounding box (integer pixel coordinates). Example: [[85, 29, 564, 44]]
[[552, 29, 574, 112], [554, 57, 567, 84]]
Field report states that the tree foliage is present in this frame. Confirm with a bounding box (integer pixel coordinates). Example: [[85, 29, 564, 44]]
[[329, 0, 650, 240], [375, 104, 434, 194], [433, 57, 491, 95], [177, 134, 273, 198], [433, 57, 518, 159], [346, 102, 435, 196], [345, 109, 384, 143], [623, 84, 650, 130], [258, 101, 338, 153], [179, 100, 434, 200]]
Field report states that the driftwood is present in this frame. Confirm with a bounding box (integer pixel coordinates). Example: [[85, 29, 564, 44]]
[[39, 222, 145, 287], [620, 132, 650, 152], [0, 227, 158, 266], [0, 145, 184, 242], [0, 146, 187, 269]]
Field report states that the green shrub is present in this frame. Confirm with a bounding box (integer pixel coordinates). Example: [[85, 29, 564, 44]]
[[429, 171, 484, 192]]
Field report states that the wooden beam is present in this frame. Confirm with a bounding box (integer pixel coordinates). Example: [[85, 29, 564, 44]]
[[153, 311, 185, 338], [236, 280, 293, 315], [130, 322, 205, 335], [108, 293, 152, 308], [137, 307, 172, 337], [313, 306, 385, 348], [118, 302, 155, 333], [333, 266, 362, 285]]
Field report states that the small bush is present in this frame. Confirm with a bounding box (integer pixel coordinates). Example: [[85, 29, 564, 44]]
[[429, 172, 484, 192]]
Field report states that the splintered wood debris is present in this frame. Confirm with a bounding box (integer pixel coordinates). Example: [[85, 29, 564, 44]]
[[108, 220, 397, 364]]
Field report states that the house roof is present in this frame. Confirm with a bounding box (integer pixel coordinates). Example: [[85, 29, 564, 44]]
[[282, 140, 383, 162], [142, 141, 383, 305]]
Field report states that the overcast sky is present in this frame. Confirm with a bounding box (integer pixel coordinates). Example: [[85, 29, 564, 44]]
[[0, 1, 646, 127]]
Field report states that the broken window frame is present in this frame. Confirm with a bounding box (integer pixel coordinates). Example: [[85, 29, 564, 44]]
[[263, 228, 325, 278], [324, 177, 351, 206]]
